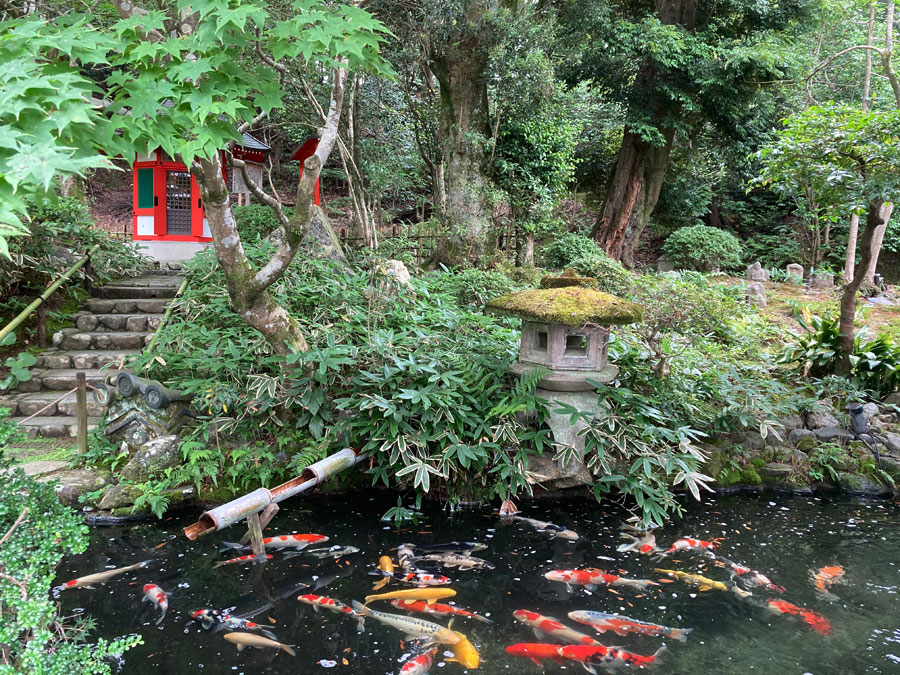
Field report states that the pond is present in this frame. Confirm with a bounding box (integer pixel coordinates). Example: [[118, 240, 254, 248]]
[[56, 491, 900, 674]]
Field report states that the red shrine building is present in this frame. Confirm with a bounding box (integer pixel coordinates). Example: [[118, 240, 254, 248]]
[[130, 134, 322, 261]]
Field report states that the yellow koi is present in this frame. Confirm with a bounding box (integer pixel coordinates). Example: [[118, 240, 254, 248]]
[[373, 555, 395, 591], [654, 568, 751, 598], [446, 630, 479, 668], [364, 587, 456, 605]]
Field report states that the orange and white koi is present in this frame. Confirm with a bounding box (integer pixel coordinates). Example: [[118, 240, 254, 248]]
[[512, 609, 600, 645], [557, 644, 666, 673], [617, 532, 658, 555], [370, 570, 452, 587], [765, 598, 832, 635], [222, 615, 278, 640], [142, 583, 171, 625], [298, 593, 366, 631], [717, 556, 784, 592], [55, 559, 150, 592], [399, 647, 437, 674], [373, 555, 395, 591], [391, 599, 492, 623], [568, 610, 692, 642], [213, 553, 273, 569], [810, 565, 845, 600], [505, 643, 566, 666], [654, 537, 716, 559], [545, 569, 659, 592], [224, 533, 329, 551]]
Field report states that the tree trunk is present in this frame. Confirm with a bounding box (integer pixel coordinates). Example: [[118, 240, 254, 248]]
[[432, 160, 446, 215], [838, 199, 889, 373], [592, 127, 674, 264], [845, 213, 860, 282], [863, 202, 894, 283], [432, 4, 495, 266]]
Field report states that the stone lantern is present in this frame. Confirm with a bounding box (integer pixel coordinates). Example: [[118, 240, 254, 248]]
[[485, 269, 643, 487]]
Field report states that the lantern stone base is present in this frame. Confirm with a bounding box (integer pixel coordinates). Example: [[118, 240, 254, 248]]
[[509, 361, 618, 392]]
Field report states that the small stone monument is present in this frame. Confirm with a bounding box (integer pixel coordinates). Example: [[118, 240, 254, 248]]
[[746, 261, 770, 282], [786, 263, 804, 281], [486, 270, 643, 487], [656, 254, 674, 273], [810, 270, 834, 289], [746, 281, 767, 307]]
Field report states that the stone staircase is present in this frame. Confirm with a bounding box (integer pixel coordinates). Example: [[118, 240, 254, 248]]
[[0, 273, 183, 439]]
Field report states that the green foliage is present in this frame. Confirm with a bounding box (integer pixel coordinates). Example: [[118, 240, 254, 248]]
[[662, 225, 744, 272], [233, 204, 293, 243], [0, 452, 140, 670], [539, 233, 633, 295], [422, 268, 521, 307], [807, 443, 847, 482], [541, 233, 601, 269], [1, 333, 37, 390], [0, 407, 24, 448]]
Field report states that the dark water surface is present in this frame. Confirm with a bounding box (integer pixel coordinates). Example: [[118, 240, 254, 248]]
[[57, 491, 900, 674]]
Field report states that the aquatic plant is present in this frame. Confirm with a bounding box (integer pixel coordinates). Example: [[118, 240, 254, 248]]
[[0, 451, 140, 670]]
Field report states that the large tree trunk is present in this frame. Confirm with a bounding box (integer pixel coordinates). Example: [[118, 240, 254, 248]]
[[591, 0, 695, 263], [593, 128, 674, 264], [863, 202, 894, 284], [838, 199, 889, 373], [431, 3, 495, 266]]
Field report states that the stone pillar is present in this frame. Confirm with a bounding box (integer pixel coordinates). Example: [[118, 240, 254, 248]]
[[746, 261, 770, 282], [786, 263, 803, 280]]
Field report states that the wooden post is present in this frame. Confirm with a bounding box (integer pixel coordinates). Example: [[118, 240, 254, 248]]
[[36, 304, 46, 349], [75, 371, 88, 454], [246, 512, 267, 562], [240, 503, 279, 546], [83, 257, 93, 296]]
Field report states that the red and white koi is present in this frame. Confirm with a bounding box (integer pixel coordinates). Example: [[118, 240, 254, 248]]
[[391, 599, 492, 623], [222, 615, 278, 640], [213, 553, 273, 569], [557, 644, 666, 672], [142, 583, 171, 625], [654, 537, 716, 560], [370, 570, 452, 587], [399, 647, 437, 675], [545, 569, 659, 592], [717, 556, 785, 592], [55, 559, 150, 592], [765, 599, 832, 635], [224, 533, 329, 551], [512, 610, 600, 645], [505, 643, 567, 666], [298, 593, 366, 631], [617, 531, 658, 555]]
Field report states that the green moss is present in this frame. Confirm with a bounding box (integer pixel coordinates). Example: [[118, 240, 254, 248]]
[[750, 457, 766, 469], [539, 268, 596, 289], [718, 468, 742, 486], [740, 465, 762, 485], [795, 436, 817, 452], [486, 286, 643, 327]]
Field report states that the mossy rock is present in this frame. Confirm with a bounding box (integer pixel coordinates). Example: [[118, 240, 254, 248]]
[[795, 436, 818, 452], [750, 457, 766, 469], [539, 268, 596, 289], [740, 465, 762, 486], [717, 468, 742, 487], [486, 285, 643, 327]]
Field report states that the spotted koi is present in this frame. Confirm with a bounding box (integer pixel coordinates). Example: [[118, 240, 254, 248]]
[[298, 593, 366, 631]]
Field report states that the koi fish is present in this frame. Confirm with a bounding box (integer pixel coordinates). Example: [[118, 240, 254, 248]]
[[654, 568, 751, 598], [545, 569, 659, 592], [298, 594, 366, 631], [766, 599, 832, 635], [557, 644, 666, 673], [400, 647, 437, 674], [505, 643, 566, 666], [224, 533, 329, 551], [142, 583, 171, 625], [568, 610, 692, 642], [369, 570, 452, 587], [446, 630, 479, 668], [506, 515, 579, 541], [411, 542, 488, 555], [398, 544, 419, 572], [717, 556, 784, 592], [213, 553, 273, 569], [512, 609, 600, 645], [223, 631, 296, 656], [190, 608, 225, 630], [654, 537, 716, 559], [351, 600, 460, 645], [373, 555, 395, 591], [391, 599, 492, 623], [412, 552, 495, 571], [223, 616, 278, 640], [810, 565, 845, 600], [617, 532, 658, 555], [365, 588, 456, 605], [55, 559, 151, 591], [306, 545, 360, 559]]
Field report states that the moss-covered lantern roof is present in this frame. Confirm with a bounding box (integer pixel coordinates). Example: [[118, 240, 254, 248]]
[[486, 271, 643, 327]]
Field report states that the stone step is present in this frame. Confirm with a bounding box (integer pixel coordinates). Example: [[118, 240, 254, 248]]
[[36, 350, 135, 370], [55, 330, 151, 351], [94, 284, 179, 299], [12, 415, 101, 438], [73, 313, 162, 333], [83, 298, 170, 314], [113, 275, 183, 287], [3, 368, 119, 393], [0, 391, 106, 417]]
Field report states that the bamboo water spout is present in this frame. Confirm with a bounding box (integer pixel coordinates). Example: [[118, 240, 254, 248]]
[[183, 448, 365, 540]]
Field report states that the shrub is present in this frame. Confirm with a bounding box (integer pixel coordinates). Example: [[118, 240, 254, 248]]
[[0, 452, 140, 670], [540, 233, 601, 269], [233, 204, 293, 242], [423, 268, 521, 307], [569, 253, 633, 296], [662, 224, 743, 272]]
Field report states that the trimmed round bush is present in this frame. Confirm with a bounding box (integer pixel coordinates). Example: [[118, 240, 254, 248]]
[[662, 224, 743, 272], [540, 233, 602, 268], [570, 253, 633, 296]]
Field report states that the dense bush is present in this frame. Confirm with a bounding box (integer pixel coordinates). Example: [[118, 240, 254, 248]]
[[232, 204, 292, 243], [538, 233, 633, 295], [0, 452, 140, 671], [540, 233, 601, 268], [423, 268, 521, 307], [662, 224, 743, 272]]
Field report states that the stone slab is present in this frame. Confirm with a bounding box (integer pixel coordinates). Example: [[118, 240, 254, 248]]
[[18, 460, 70, 477], [510, 362, 618, 392]]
